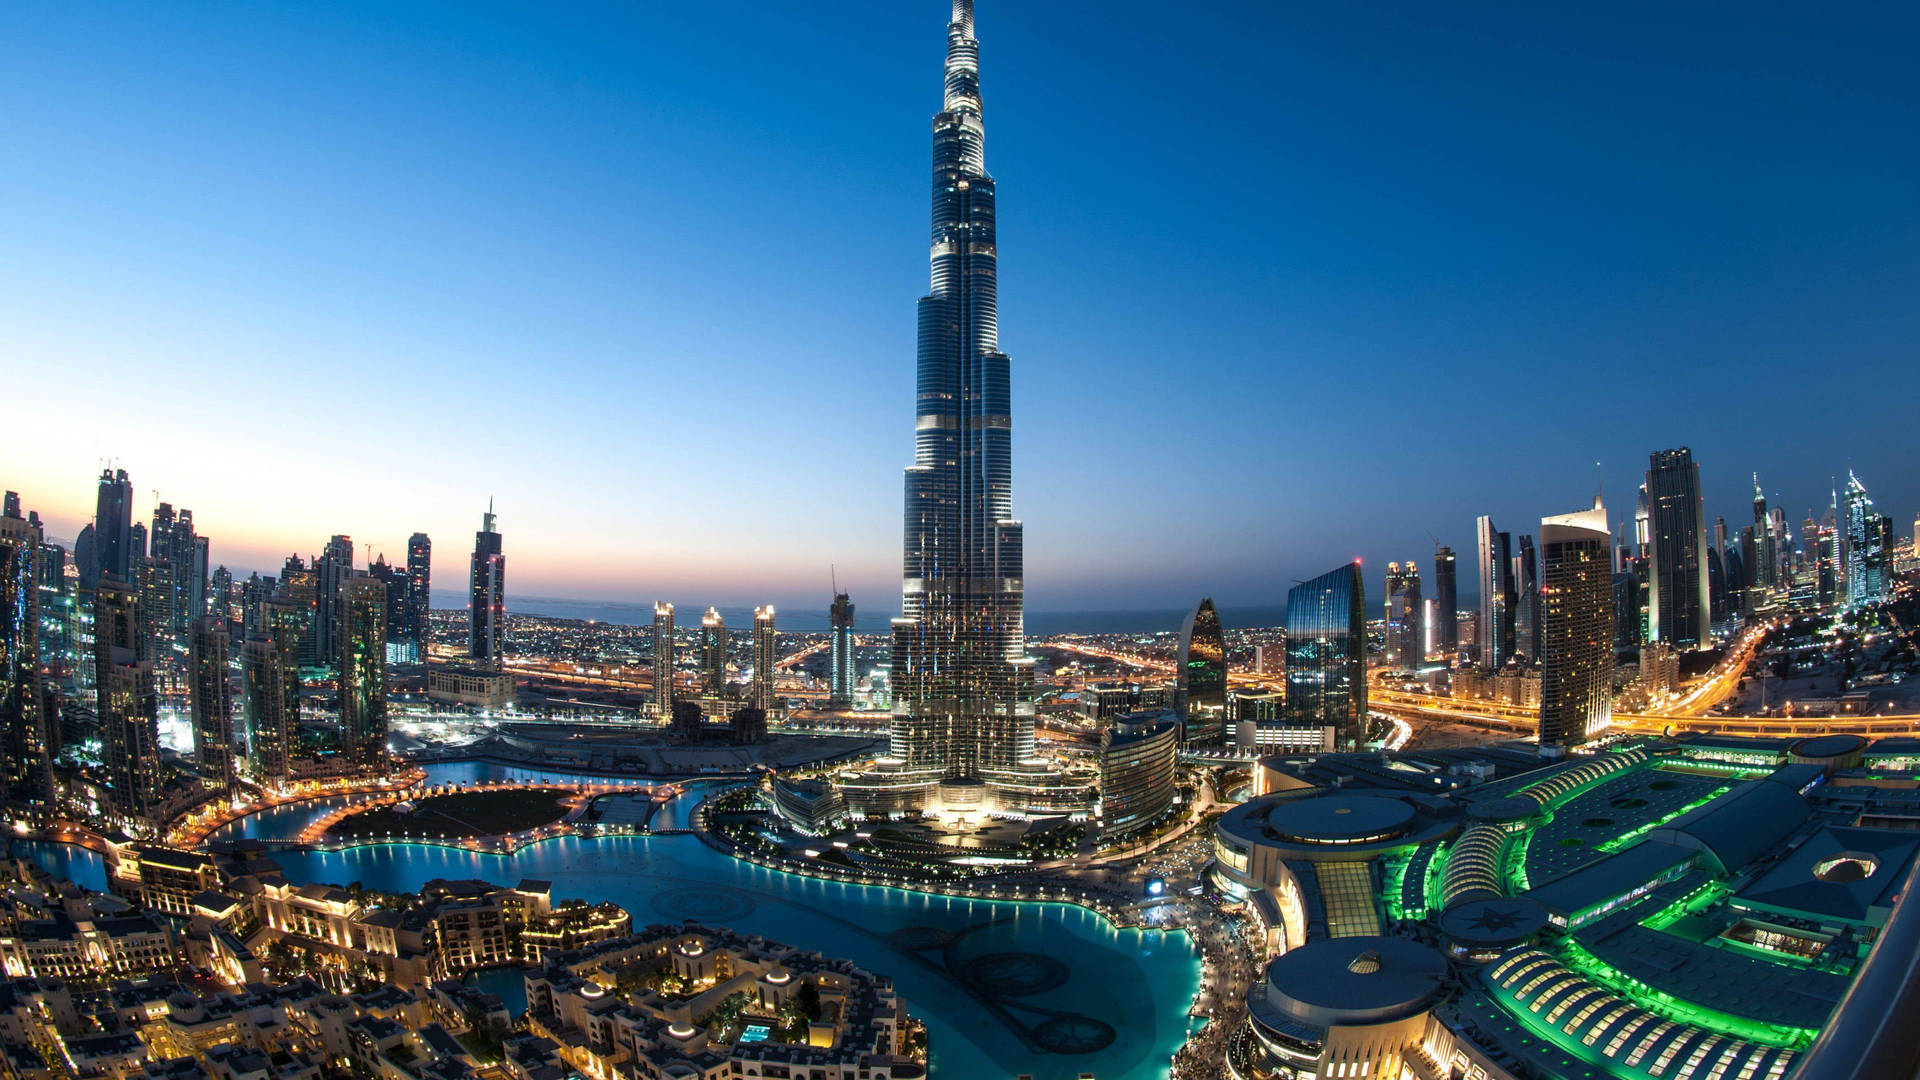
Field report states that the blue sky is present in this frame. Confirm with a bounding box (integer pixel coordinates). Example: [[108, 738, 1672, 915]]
[[2, 1, 1914, 615]]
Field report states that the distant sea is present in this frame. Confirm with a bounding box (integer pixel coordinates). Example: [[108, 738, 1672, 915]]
[[504, 596, 1288, 636]]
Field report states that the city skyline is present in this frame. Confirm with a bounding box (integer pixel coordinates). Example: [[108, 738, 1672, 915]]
[[3, 2, 1916, 614]]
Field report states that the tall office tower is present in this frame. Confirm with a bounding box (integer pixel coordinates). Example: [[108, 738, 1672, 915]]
[[33, 532, 75, 701], [652, 602, 676, 715], [1539, 499, 1613, 749], [1913, 516, 1920, 561], [406, 532, 431, 660], [2, 506, 54, 810], [1476, 516, 1515, 668], [1384, 563, 1422, 668], [129, 521, 147, 564], [95, 579, 162, 826], [1177, 598, 1227, 746], [189, 616, 235, 799], [1646, 447, 1710, 649], [1431, 546, 1458, 655], [1633, 484, 1651, 555], [1285, 562, 1368, 751], [1752, 475, 1775, 589], [1769, 506, 1789, 582], [700, 607, 728, 694], [827, 592, 856, 708], [279, 554, 319, 666], [751, 606, 778, 715], [368, 556, 406, 660], [314, 534, 354, 665], [209, 565, 234, 628], [337, 577, 389, 769], [469, 507, 505, 663], [1514, 535, 1540, 662], [246, 598, 304, 783], [1843, 470, 1886, 606], [1612, 569, 1641, 649], [845, 1, 1063, 816], [143, 504, 178, 668], [74, 524, 97, 593], [91, 467, 135, 587]]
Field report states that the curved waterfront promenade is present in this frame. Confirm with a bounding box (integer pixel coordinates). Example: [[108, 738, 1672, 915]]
[[26, 759, 1200, 1080]]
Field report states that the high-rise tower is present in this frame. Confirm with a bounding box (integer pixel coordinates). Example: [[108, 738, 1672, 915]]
[[828, 591, 856, 709], [91, 468, 135, 588], [845, 2, 1064, 815], [190, 615, 235, 799], [1476, 516, 1515, 668], [1431, 545, 1458, 656], [652, 602, 676, 716], [338, 576, 389, 769], [700, 607, 728, 695], [751, 606, 777, 715], [405, 532, 432, 662], [315, 534, 354, 665], [1177, 598, 1227, 746], [1646, 448, 1709, 649], [1, 504, 54, 811], [1539, 499, 1613, 749], [469, 505, 504, 663]]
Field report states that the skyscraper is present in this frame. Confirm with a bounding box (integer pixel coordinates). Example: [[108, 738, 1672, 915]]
[[315, 534, 354, 665], [1285, 562, 1367, 751], [469, 505, 504, 663], [91, 467, 135, 587], [1752, 474, 1775, 590], [1431, 546, 1458, 656], [1646, 447, 1709, 649], [1177, 598, 1227, 746], [246, 597, 304, 783], [1384, 563, 1422, 668], [1843, 470, 1887, 607], [189, 615, 235, 799], [1514, 535, 1540, 663], [1476, 516, 1515, 668], [652, 602, 675, 716], [406, 532, 432, 662], [1, 504, 54, 811], [95, 578, 162, 826], [827, 591, 855, 709], [1539, 499, 1613, 749], [338, 576, 389, 769], [279, 554, 319, 666], [844, 1, 1064, 815], [700, 607, 728, 695], [751, 606, 777, 715]]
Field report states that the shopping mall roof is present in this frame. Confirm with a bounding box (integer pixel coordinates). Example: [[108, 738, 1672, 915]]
[[1650, 777, 1813, 874], [1735, 826, 1920, 927], [1522, 840, 1696, 923]]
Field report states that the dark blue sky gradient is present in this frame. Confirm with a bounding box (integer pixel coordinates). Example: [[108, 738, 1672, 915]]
[[1, 1, 1914, 612]]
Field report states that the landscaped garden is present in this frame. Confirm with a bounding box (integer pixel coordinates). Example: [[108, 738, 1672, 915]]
[[326, 787, 575, 840]]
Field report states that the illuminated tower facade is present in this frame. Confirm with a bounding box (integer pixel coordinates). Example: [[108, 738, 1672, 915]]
[[828, 592, 856, 708], [1384, 562, 1422, 668], [405, 532, 432, 662], [752, 606, 777, 714], [1646, 447, 1709, 649], [2, 505, 54, 811], [700, 607, 727, 695], [1285, 562, 1368, 751], [469, 506, 504, 663], [189, 615, 235, 798], [338, 576, 389, 769], [848, 1, 1065, 814], [1177, 598, 1227, 746], [95, 579, 162, 827], [1539, 499, 1613, 749], [652, 602, 675, 715], [1431, 546, 1457, 656]]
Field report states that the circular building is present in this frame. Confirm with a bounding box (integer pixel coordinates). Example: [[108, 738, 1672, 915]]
[[1792, 733, 1868, 773], [1246, 936, 1448, 1075], [1213, 792, 1456, 897], [1438, 896, 1550, 962]]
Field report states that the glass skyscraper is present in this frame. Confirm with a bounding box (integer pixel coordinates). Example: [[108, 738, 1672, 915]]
[[1177, 598, 1227, 746], [468, 505, 505, 663], [827, 591, 855, 709], [1646, 447, 1709, 649], [1539, 499, 1613, 749], [1285, 562, 1368, 751], [845, 1, 1068, 815], [1431, 545, 1458, 655]]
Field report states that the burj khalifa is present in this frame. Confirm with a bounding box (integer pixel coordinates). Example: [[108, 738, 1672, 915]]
[[843, 1, 1077, 816]]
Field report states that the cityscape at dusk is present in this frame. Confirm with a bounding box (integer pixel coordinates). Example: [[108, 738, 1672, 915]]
[[2, 3, 1918, 1080]]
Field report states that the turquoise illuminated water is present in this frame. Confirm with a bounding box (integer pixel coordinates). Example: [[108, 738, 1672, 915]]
[[24, 762, 1201, 1080]]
